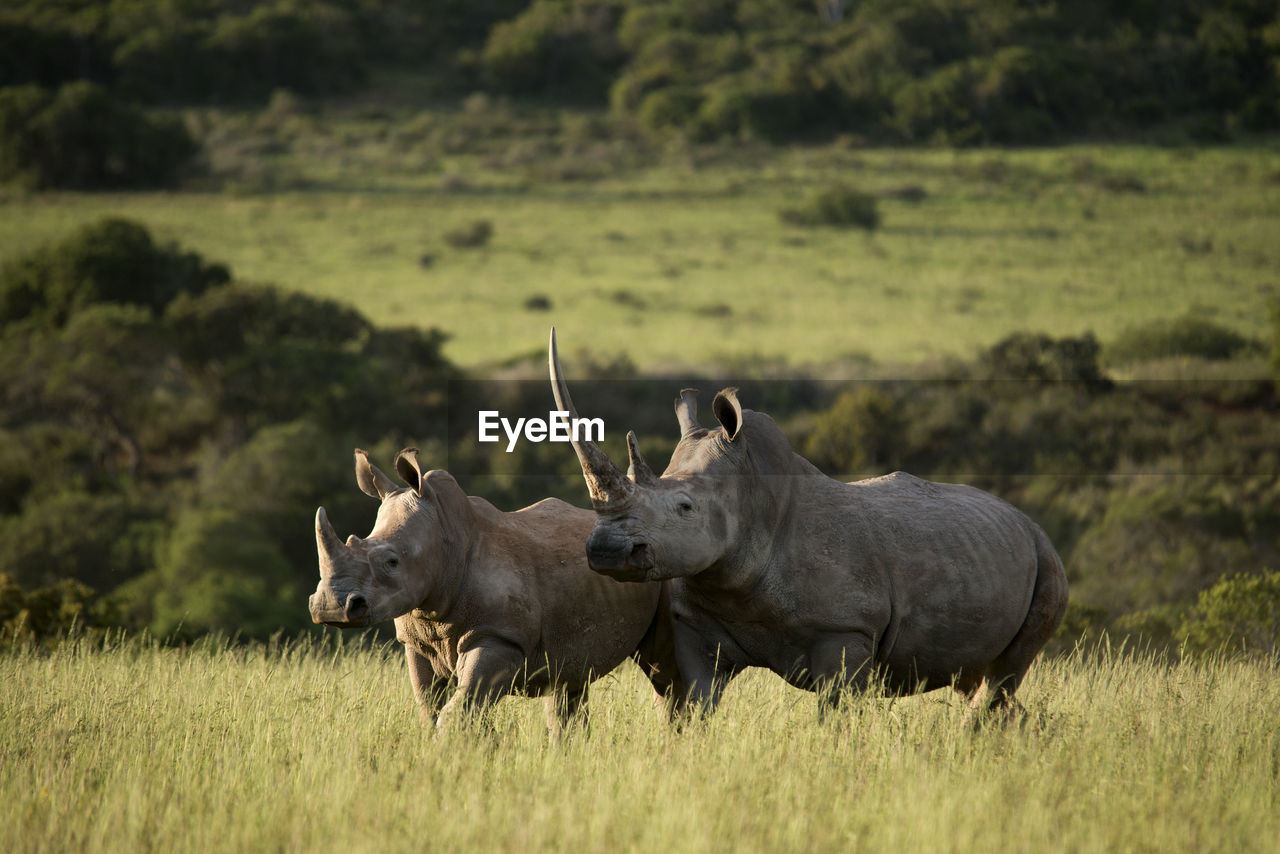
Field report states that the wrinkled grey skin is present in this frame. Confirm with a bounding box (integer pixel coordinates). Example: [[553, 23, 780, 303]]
[[309, 448, 682, 730], [549, 329, 1068, 717]]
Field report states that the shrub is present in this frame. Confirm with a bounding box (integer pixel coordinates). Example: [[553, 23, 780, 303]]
[[482, 0, 625, 100], [0, 573, 100, 646], [1104, 315, 1256, 365], [780, 186, 880, 231], [0, 217, 229, 328], [444, 219, 494, 249], [803, 386, 904, 475], [978, 332, 1107, 385], [1178, 569, 1280, 656], [114, 5, 367, 103], [0, 82, 197, 189]]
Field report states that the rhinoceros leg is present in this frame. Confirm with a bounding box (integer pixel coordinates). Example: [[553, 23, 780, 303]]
[[405, 646, 451, 726], [969, 532, 1069, 715], [631, 585, 689, 722], [670, 622, 741, 719], [545, 683, 589, 735], [808, 630, 877, 712], [435, 640, 526, 729]]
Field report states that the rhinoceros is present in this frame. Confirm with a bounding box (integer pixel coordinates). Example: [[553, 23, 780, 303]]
[[548, 330, 1068, 717], [308, 447, 682, 729]]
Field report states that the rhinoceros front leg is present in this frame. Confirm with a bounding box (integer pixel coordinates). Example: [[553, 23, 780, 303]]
[[434, 639, 526, 730], [405, 646, 451, 726], [808, 631, 877, 712], [671, 621, 740, 720], [544, 683, 589, 736]]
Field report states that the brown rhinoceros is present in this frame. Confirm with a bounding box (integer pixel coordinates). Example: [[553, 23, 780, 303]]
[[308, 447, 682, 729], [549, 329, 1067, 717]]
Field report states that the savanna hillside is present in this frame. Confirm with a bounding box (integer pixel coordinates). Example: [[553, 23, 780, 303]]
[[0, 0, 1278, 659]]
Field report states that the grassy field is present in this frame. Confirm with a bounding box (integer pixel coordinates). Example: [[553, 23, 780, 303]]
[[2, 142, 1277, 372], [3, 636, 1277, 853]]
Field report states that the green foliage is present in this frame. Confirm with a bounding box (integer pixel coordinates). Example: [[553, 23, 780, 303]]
[[779, 186, 880, 230], [1178, 569, 1280, 655], [0, 491, 161, 593], [0, 216, 228, 328], [0, 573, 100, 646], [0, 219, 455, 641], [1105, 314, 1257, 366], [804, 386, 903, 475], [1273, 301, 1280, 388], [482, 0, 626, 100], [125, 420, 383, 639], [977, 332, 1106, 385], [4, 0, 1280, 142], [0, 82, 196, 189]]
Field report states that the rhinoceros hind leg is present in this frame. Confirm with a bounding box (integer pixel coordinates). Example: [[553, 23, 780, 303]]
[[976, 532, 1069, 712]]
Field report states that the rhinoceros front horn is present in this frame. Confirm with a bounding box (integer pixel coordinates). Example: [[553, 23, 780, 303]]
[[315, 506, 343, 570], [548, 328, 635, 508]]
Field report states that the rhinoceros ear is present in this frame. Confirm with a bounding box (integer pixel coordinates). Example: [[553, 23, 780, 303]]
[[674, 388, 701, 437], [712, 388, 743, 442], [354, 449, 398, 500], [394, 448, 432, 498]]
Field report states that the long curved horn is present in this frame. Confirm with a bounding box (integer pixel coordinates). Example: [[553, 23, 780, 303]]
[[315, 507, 343, 571], [548, 328, 634, 507]]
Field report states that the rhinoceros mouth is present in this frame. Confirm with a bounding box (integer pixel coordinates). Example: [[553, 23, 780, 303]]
[[587, 538, 656, 583], [309, 590, 373, 627], [313, 614, 373, 628], [592, 565, 652, 583]]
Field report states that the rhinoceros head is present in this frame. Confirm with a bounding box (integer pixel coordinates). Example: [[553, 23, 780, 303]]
[[549, 329, 747, 582], [308, 449, 444, 627]]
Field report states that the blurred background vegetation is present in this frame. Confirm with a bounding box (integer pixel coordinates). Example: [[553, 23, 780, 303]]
[[0, 0, 1277, 659]]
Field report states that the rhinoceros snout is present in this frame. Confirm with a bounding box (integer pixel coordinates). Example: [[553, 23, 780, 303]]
[[308, 588, 371, 627], [586, 528, 653, 581], [344, 594, 368, 622]]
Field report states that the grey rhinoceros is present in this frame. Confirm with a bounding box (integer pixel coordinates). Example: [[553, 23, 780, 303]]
[[308, 447, 682, 729], [549, 330, 1067, 717]]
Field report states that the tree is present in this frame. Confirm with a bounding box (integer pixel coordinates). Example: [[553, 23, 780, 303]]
[[0, 216, 227, 329], [0, 82, 197, 189]]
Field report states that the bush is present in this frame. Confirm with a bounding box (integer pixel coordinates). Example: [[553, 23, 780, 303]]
[[0, 490, 161, 592], [803, 386, 904, 475], [780, 186, 881, 230], [124, 419, 377, 640], [114, 5, 367, 103], [444, 220, 494, 249], [0, 82, 197, 189], [978, 332, 1107, 385], [1104, 315, 1256, 365], [482, 0, 625, 100], [1178, 569, 1280, 656], [0, 573, 100, 646], [0, 217, 229, 329]]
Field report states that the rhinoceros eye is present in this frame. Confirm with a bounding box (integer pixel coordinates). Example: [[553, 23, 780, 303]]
[[677, 500, 694, 515]]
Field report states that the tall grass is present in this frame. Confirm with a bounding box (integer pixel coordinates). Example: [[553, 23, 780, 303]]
[[3, 634, 1277, 852]]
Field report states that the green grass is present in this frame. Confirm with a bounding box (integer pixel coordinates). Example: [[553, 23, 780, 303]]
[[1, 143, 1277, 372], [3, 636, 1277, 852]]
